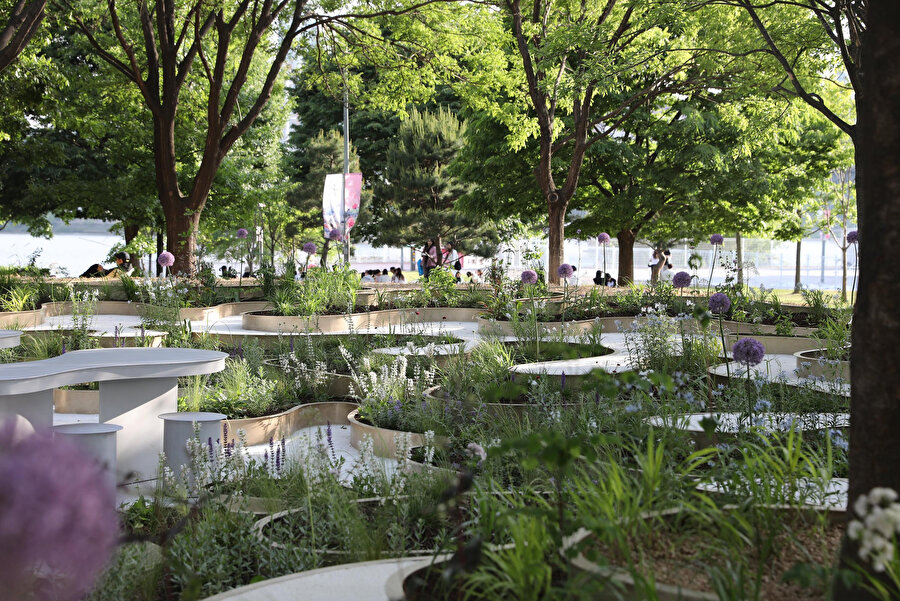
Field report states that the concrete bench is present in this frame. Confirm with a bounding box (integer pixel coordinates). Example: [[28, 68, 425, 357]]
[[0, 347, 226, 482], [0, 330, 21, 349]]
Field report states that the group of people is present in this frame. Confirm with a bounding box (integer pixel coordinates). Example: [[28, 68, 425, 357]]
[[360, 267, 406, 283], [78, 252, 134, 278], [418, 239, 463, 280], [649, 249, 675, 281]]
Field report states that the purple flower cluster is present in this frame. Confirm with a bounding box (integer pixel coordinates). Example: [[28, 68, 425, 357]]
[[847, 230, 859, 244], [597, 232, 611, 244], [521, 269, 538, 285], [708, 292, 731, 314], [328, 228, 343, 241], [236, 228, 249, 239], [0, 422, 119, 600], [558, 263, 574, 279], [709, 234, 724, 245], [302, 241, 317, 255], [672, 271, 692, 288], [732, 337, 765, 366], [157, 251, 175, 267]]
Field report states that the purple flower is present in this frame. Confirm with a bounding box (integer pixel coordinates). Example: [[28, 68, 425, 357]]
[[672, 271, 692, 288], [521, 269, 538, 285], [302, 241, 317, 255], [558, 263, 574, 279], [0, 422, 118, 600], [597, 232, 611, 244], [236, 228, 249, 239], [732, 337, 765, 366], [847, 230, 859, 244], [709, 234, 724, 246], [328, 229, 343, 241], [158, 251, 175, 267], [708, 292, 731, 314]]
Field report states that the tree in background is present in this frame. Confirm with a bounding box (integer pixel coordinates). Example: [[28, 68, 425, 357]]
[[374, 107, 499, 263], [285, 129, 365, 269]]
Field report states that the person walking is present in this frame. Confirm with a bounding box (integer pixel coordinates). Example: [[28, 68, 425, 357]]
[[422, 239, 439, 280]]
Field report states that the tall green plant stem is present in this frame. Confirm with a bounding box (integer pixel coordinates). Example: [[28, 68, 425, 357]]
[[718, 314, 730, 378], [707, 246, 719, 297]]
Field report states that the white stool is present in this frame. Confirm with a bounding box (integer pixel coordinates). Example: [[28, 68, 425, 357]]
[[159, 412, 226, 477], [53, 423, 123, 489]]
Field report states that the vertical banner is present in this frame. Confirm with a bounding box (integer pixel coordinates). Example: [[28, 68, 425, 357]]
[[322, 173, 363, 240]]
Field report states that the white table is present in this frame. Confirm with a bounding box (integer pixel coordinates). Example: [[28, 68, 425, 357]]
[[0, 347, 226, 482]]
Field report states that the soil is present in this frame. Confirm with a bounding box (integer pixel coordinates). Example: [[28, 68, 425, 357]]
[[585, 514, 842, 600]]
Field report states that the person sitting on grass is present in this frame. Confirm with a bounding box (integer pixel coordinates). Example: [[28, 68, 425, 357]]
[[79, 252, 132, 278]]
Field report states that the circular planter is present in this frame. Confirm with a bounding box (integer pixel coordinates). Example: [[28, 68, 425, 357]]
[[347, 409, 448, 459], [795, 348, 850, 381], [475, 314, 612, 337], [243, 307, 485, 334], [723, 333, 822, 356], [561, 505, 846, 601], [423, 385, 584, 419], [224, 400, 359, 447]]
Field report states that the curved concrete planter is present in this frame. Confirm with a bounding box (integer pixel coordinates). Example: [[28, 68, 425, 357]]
[[723, 334, 822, 356], [347, 409, 448, 459], [224, 401, 359, 447], [424, 385, 583, 419], [561, 505, 845, 601], [795, 349, 850, 381], [244, 307, 484, 334], [475, 314, 624, 337]]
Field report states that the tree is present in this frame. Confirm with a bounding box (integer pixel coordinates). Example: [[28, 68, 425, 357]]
[[0, 0, 46, 73], [820, 167, 857, 301], [284, 129, 364, 269], [374, 107, 499, 262]]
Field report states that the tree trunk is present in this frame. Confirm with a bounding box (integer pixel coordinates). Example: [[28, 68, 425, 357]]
[[793, 239, 802, 294], [123, 224, 141, 270], [735, 232, 744, 288], [616, 229, 636, 286], [155, 230, 164, 277], [320, 239, 330, 270], [548, 201, 566, 284], [841, 244, 848, 302], [837, 5, 900, 599], [161, 200, 202, 276]]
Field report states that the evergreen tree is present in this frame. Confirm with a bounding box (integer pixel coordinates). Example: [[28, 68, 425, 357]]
[[373, 107, 498, 263]]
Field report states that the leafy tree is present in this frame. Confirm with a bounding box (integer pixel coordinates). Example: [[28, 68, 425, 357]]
[[284, 128, 364, 269], [373, 107, 499, 262]]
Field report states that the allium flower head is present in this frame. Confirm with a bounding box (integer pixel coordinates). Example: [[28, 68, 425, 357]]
[[847, 230, 859, 244], [597, 232, 611, 244], [328, 228, 342, 241], [558, 263, 574, 279], [157, 251, 175, 267], [236, 228, 249, 239], [302, 242, 317, 255], [0, 422, 119, 600], [708, 292, 731, 314], [520, 269, 538, 285], [709, 234, 724, 245], [732, 337, 765, 366], [672, 271, 692, 288]]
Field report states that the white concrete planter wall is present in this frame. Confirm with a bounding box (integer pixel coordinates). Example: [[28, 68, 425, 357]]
[[243, 307, 484, 334], [795, 349, 850, 381], [225, 401, 359, 447], [347, 409, 448, 459]]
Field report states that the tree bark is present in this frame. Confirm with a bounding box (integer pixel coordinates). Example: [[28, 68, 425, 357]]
[[837, 3, 900, 599], [155, 230, 164, 277], [0, 0, 46, 73], [123, 223, 141, 270], [547, 202, 565, 284], [793, 239, 802, 294], [161, 200, 201, 276], [616, 229, 636, 286]]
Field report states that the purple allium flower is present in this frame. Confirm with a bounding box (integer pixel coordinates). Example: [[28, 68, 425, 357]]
[[597, 232, 611, 244], [558, 263, 574, 279], [672, 271, 692, 288], [847, 230, 859, 244], [709, 234, 724, 246], [328, 228, 342, 241], [0, 422, 118, 601], [708, 292, 731, 314], [521, 269, 538, 285], [158, 251, 175, 267], [732, 337, 765, 366], [236, 228, 249, 239], [302, 241, 317, 255]]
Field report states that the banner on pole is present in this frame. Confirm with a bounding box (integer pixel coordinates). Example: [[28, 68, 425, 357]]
[[322, 173, 362, 240]]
